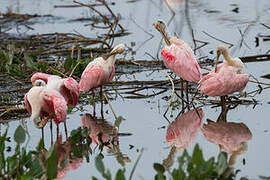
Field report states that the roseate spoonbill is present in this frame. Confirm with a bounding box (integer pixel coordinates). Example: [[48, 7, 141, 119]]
[[163, 108, 203, 168], [31, 72, 80, 136], [201, 120, 252, 167], [198, 45, 249, 111], [31, 72, 80, 107], [81, 113, 130, 163], [24, 86, 68, 139], [79, 44, 125, 116], [154, 20, 201, 108]]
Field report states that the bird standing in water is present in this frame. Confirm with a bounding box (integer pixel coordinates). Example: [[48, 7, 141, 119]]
[[154, 20, 201, 109], [198, 45, 249, 112], [24, 86, 67, 139], [79, 44, 125, 117], [31, 72, 80, 137]]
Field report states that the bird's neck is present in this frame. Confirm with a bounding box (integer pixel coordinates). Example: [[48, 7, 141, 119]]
[[161, 30, 171, 46], [222, 51, 233, 64], [104, 55, 116, 66]]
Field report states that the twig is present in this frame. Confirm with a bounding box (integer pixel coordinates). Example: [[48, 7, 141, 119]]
[[202, 31, 234, 47], [129, 148, 144, 180], [160, 70, 174, 123], [103, 92, 117, 120]]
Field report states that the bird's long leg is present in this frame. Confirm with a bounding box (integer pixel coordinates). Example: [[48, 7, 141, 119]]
[[100, 86, 104, 119], [221, 96, 226, 113], [180, 78, 184, 111], [185, 81, 190, 110], [41, 128, 44, 142], [50, 120, 53, 145], [167, 12, 176, 26], [92, 89, 96, 117], [64, 122, 68, 139], [56, 125, 59, 139]]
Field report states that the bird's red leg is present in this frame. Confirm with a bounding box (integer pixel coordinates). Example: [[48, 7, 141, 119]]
[[100, 86, 104, 119], [92, 89, 96, 117], [180, 78, 184, 111], [185, 81, 190, 110], [50, 120, 53, 145], [64, 122, 68, 139]]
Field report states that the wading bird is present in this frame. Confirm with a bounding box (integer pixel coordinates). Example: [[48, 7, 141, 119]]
[[154, 20, 201, 108], [24, 86, 67, 139], [197, 45, 249, 111], [79, 44, 125, 117], [31, 72, 80, 136]]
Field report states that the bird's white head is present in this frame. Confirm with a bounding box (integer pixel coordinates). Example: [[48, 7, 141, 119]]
[[102, 43, 126, 60], [110, 43, 126, 55], [153, 20, 171, 46], [34, 80, 46, 87], [216, 45, 244, 73]]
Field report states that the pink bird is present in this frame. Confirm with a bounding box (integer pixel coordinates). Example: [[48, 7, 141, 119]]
[[24, 86, 67, 138], [163, 108, 203, 168], [198, 45, 249, 111], [79, 44, 125, 116], [201, 120, 252, 167], [31, 72, 80, 107], [154, 20, 201, 108]]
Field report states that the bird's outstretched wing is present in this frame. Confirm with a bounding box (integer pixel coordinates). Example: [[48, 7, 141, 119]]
[[63, 77, 80, 106], [31, 72, 52, 84], [42, 89, 67, 125], [24, 93, 32, 113], [79, 66, 104, 92]]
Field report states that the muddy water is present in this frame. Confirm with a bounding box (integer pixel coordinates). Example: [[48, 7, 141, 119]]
[[1, 0, 270, 179]]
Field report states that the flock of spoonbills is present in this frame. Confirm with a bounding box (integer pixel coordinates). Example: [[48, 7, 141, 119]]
[[24, 20, 249, 139]]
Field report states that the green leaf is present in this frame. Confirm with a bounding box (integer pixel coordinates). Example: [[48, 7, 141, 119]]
[[216, 152, 228, 176], [46, 146, 57, 179], [95, 155, 105, 174], [115, 169, 125, 180], [191, 144, 204, 166], [92, 177, 98, 180], [14, 125, 26, 144], [153, 163, 165, 173]]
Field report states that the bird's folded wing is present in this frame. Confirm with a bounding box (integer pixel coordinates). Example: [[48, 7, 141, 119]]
[[63, 77, 80, 106], [24, 93, 32, 113], [79, 67, 104, 92], [43, 89, 67, 124], [31, 72, 51, 84]]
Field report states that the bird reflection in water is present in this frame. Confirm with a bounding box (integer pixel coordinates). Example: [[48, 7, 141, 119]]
[[39, 136, 83, 180], [201, 108, 252, 171], [163, 108, 204, 168], [81, 113, 131, 165], [163, 0, 183, 26]]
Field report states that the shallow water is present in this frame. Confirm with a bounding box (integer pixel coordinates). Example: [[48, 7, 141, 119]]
[[1, 0, 270, 179]]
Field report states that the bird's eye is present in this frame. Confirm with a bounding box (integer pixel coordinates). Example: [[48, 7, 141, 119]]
[[158, 20, 163, 24]]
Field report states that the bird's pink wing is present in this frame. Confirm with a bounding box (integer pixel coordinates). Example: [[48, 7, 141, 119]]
[[79, 65, 104, 93], [31, 72, 52, 84], [63, 77, 80, 106], [108, 65, 115, 82], [43, 89, 67, 125], [161, 43, 201, 82], [24, 93, 32, 113]]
